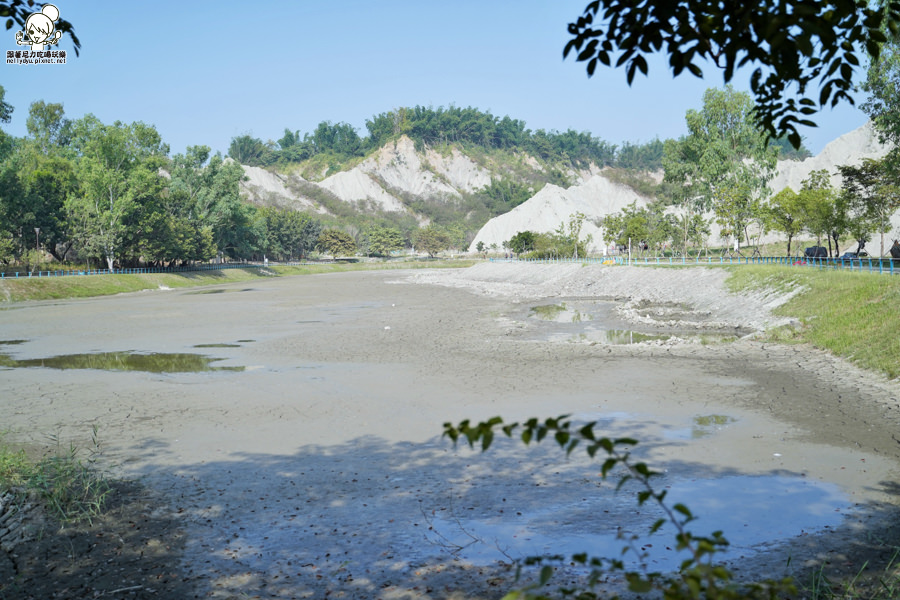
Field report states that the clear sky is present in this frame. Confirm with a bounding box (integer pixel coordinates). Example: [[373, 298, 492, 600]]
[[2, 1, 871, 158]]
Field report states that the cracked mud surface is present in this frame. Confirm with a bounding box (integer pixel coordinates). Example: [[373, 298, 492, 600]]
[[2, 264, 900, 599]]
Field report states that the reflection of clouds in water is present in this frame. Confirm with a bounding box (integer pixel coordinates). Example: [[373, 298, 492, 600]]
[[425, 475, 847, 570]]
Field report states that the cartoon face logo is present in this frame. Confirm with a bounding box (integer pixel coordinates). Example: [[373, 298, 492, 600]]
[[15, 4, 63, 51]]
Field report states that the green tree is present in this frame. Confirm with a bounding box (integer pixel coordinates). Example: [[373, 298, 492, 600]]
[[26, 100, 70, 153], [478, 178, 535, 217], [65, 116, 168, 269], [507, 230, 537, 255], [163, 146, 251, 261], [765, 187, 804, 256], [413, 225, 452, 257], [317, 228, 356, 258], [664, 86, 777, 253], [839, 158, 900, 256], [563, 211, 592, 259], [0, 86, 14, 161], [228, 134, 271, 166], [862, 35, 900, 156], [0, 85, 13, 124], [311, 121, 363, 157], [260, 207, 322, 261], [363, 226, 404, 257], [564, 0, 900, 146], [277, 128, 301, 150], [9, 149, 77, 261], [602, 202, 674, 255], [796, 170, 842, 255]]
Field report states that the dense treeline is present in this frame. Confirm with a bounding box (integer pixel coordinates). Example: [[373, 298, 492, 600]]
[[228, 105, 665, 171], [1, 90, 820, 270], [233, 104, 810, 173], [0, 89, 373, 269]]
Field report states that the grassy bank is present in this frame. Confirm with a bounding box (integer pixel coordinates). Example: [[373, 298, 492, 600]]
[[727, 265, 900, 379], [0, 259, 475, 303]]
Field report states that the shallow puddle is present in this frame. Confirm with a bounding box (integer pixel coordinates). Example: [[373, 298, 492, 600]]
[[0, 351, 243, 373], [193, 343, 242, 348], [425, 474, 847, 569], [667, 414, 739, 440], [527, 301, 740, 345], [185, 288, 256, 295]]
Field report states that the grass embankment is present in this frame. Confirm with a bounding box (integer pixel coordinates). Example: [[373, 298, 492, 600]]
[[0, 259, 474, 303], [727, 265, 900, 379]]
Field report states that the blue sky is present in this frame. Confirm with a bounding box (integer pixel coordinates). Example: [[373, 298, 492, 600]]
[[2, 1, 870, 157]]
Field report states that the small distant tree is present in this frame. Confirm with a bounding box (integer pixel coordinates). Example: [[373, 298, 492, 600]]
[[795, 170, 841, 255], [260, 208, 322, 260], [765, 187, 804, 256], [507, 231, 537, 255], [227, 134, 272, 167], [364, 226, 404, 257], [602, 202, 650, 253], [414, 225, 452, 258], [317, 229, 356, 258], [564, 211, 592, 259]]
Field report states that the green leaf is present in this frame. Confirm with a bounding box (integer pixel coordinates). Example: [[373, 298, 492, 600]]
[[672, 503, 694, 520], [579, 423, 596, 441], [539, 565, 554, 585], [601, 457, 617, 477], [625, 573, 653, 593], [634, 55, 648, 76], [481, 430, 494, 452], [577, 39, 598, 62]]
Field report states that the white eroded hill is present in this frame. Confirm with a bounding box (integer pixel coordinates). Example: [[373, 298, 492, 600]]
[[239, 136, 495, 216], [468, 175, 650, 254], [468, 123, 894, 254]]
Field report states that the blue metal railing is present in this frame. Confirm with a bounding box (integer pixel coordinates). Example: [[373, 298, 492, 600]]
[[489, 255, 900, 274], [0, 262, 271, 280]]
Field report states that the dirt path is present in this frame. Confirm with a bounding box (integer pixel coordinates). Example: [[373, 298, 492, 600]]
[[2, 264, 900, 599]]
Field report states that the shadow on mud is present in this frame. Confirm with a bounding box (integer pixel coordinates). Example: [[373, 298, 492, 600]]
[[83, 431, 900, 599]]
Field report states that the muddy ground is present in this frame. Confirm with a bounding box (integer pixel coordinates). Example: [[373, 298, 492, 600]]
[[2, 264, 900, 599]]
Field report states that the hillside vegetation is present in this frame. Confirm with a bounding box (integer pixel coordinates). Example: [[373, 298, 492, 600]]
[[0, 96, 813, 274]]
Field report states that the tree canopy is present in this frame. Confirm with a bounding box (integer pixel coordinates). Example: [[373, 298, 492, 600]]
[[564, 0, 900, 148], [664, 86, 777, 251]]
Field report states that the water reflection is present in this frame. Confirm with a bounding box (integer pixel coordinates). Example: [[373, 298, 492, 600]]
[[425, 475, 846, 569], [0, 351, 243, 373]]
